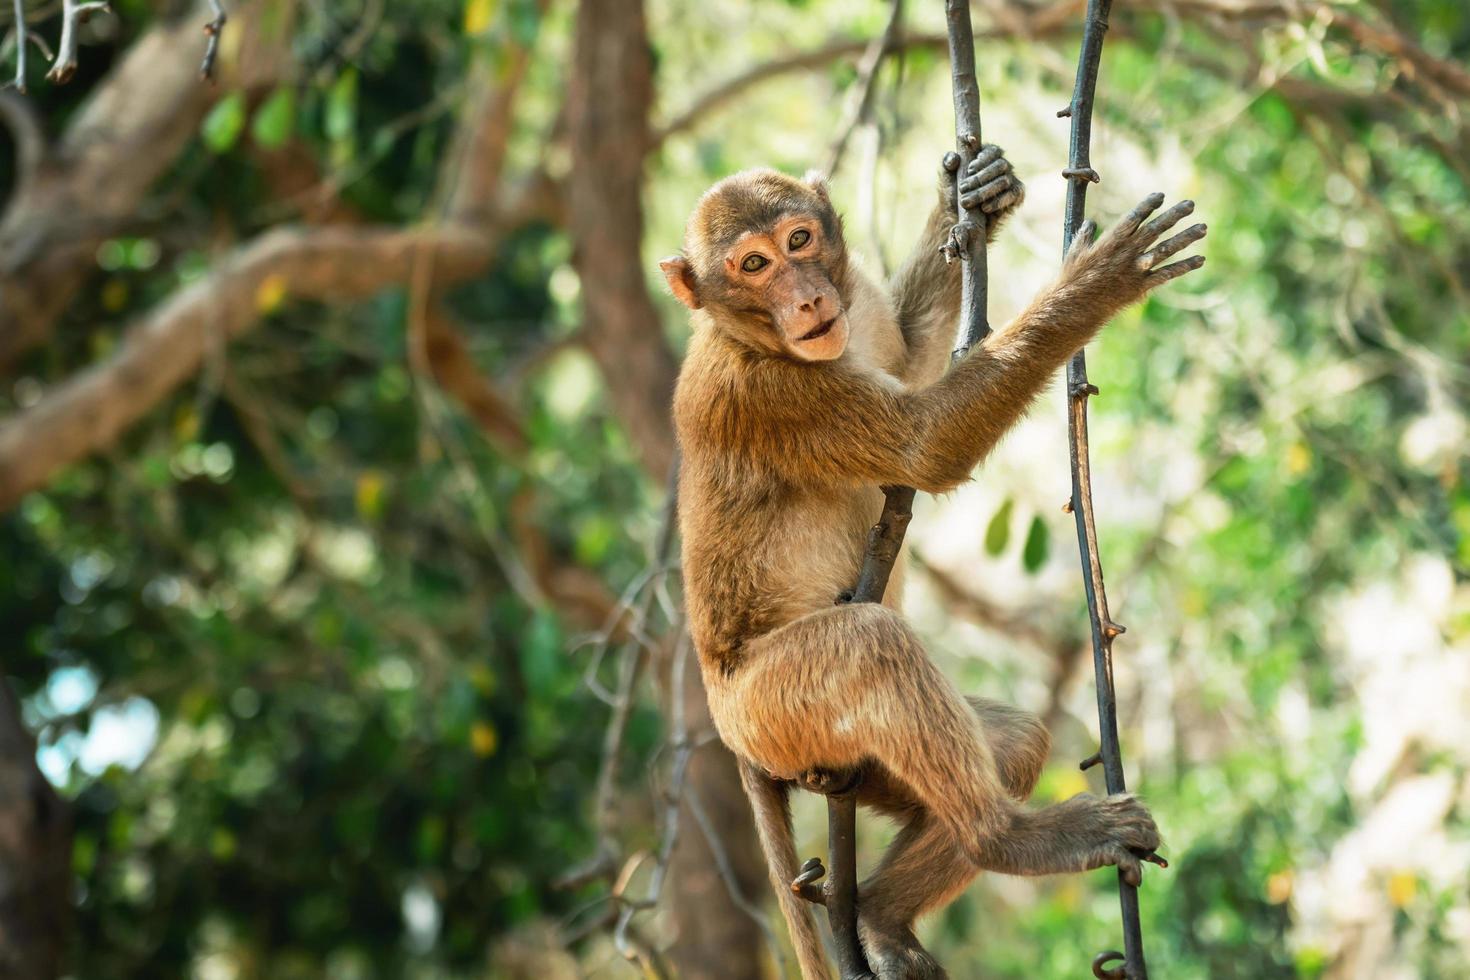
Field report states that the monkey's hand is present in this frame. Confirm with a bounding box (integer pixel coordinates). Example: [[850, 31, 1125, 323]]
[[1066, 792, 1163, 887], [957, 144, 1024, 228], [1066, 192, 1207, 310]]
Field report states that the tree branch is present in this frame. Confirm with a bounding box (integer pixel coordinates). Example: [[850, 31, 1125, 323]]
[[45, 0, 110, 85], [0, 223, 491, 512], [0, 1, 297, 369]]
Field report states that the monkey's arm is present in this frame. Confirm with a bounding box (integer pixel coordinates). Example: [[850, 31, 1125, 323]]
[[889, 146, 1025, 387], [732, 194, 1205, 493]]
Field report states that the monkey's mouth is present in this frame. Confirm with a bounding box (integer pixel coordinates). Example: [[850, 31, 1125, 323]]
[[797, 316, 839, 342]]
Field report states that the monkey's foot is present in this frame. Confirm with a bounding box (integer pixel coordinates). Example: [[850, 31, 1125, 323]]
[[796, 766, 862, 796], [792, 856, 827, 905], [858, 917, 948, 980]]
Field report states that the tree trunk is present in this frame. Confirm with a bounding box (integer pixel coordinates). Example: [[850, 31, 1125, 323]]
[[566, 2, 766, 976], [0, 683, 70, 979]]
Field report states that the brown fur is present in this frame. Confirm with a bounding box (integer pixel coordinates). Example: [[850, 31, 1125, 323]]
[[663, 154, 1203, 979]]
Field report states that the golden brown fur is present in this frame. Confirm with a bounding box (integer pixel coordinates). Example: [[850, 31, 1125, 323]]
[[662, 152, 1204, 979]]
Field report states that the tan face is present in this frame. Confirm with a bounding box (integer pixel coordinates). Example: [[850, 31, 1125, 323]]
[[721, 215, 848, 362], [660, 169, 852, 364]]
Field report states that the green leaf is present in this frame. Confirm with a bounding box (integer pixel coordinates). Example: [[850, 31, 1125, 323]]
[[984, 498, 1013, 556], [325, 69, 359, 144], [1022, 515, 1049, 574], [251, 87, 296, 149], [201, 92, 247, 154]]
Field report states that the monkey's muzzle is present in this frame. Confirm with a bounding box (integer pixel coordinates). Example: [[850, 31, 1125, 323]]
[[797, 316, 839, 342]]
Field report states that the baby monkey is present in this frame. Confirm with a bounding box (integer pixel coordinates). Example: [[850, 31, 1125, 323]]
[[663, 149, 1205, 979]]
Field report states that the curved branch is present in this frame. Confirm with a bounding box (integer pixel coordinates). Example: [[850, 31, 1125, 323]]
[[0, 224, 491, 512], [651, 32, 946, 148]]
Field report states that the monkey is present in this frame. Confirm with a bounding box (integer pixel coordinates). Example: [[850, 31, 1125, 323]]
[[660, 149, 1205, 979]]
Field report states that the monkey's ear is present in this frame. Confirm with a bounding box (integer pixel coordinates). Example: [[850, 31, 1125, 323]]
[[803, 170, 832, 204], [659, 255, 702, 310]]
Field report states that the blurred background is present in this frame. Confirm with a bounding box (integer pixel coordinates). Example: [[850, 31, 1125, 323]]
[[0, 0, 1466, 977]]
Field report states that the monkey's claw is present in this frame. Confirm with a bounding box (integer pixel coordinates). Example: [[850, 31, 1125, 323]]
[[792, 857, 828, 905]]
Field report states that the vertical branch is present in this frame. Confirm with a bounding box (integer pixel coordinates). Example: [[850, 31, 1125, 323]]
[[824, 0, 904, 177], [11, 0, 25, 93], [1057, 3, 1160, 979], [942, 0, 990, 357], [818, 4, 993, 978], [201, 1, 227, 81]]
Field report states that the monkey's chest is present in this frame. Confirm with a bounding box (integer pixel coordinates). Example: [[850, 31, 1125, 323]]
[[760, 486, 904, 619]]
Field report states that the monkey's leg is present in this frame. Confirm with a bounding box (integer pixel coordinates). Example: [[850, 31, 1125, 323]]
[[849, 707, 1047, 978], [735, 604, 1012, 864], [860, 792, 1161, 936], [964, 697, 1049, 801], [854, 810, 967, 980]]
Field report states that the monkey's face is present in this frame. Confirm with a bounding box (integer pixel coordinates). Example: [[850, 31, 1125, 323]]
[[719, 216, 848, 362], [660, 169, 851, 362]]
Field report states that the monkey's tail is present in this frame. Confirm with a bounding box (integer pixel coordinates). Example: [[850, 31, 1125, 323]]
[[738, 759, 832, 980]]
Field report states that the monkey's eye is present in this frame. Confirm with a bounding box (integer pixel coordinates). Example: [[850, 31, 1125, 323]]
[[741, 254, 769, 274], [788, 229, 811, 250]]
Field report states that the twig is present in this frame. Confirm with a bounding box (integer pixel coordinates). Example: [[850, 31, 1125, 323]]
[[1056, 3, 1155, 979], [46, 0, 109, 85], [652, 32, 948, 147], [11, 0, 25, 92], [200, 0, 227, 81], [824, 0, 905, 177]]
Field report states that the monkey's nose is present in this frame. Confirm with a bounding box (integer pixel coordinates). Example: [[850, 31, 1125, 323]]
[[798, 295, 827, 314]]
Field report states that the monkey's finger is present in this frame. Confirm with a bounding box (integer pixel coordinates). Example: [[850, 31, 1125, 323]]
[[959, 176, 1015, 210], [1119, 856, 1143, 888], [966, 144, 1004, 174], [1139, 223, 1206, 269], [942, 151, 962, 174], [1115, 192, 1166, 237], [959, 159, 1011, 193], [980, 187, 1024, 216], [1146, 254, 1205, 284], [1137, 199, 1196, 246]]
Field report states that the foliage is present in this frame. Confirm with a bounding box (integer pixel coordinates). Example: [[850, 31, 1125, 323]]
[[1, 0, 1467, 977]]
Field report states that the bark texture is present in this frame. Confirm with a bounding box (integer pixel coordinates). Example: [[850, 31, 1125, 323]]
[[0, 685, 70, 980]]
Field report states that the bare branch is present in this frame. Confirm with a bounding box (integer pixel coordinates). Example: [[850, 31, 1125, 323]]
[[45, 0, 109, 85], [0, 3, 296, 369], [200, 0, 226, 81], [10, 0, 26, 92], [824, 0, 905, 177], [653, 32, 946, 147]]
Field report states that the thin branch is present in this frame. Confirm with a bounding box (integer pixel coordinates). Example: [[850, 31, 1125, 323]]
[[200, 0, 226, 81], [652, 32, 948, 148], [46, 0, 109, 85], [1057, 3, 1161, 979], [11, 0, 25, 92], [824, 0, 905, 177]]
